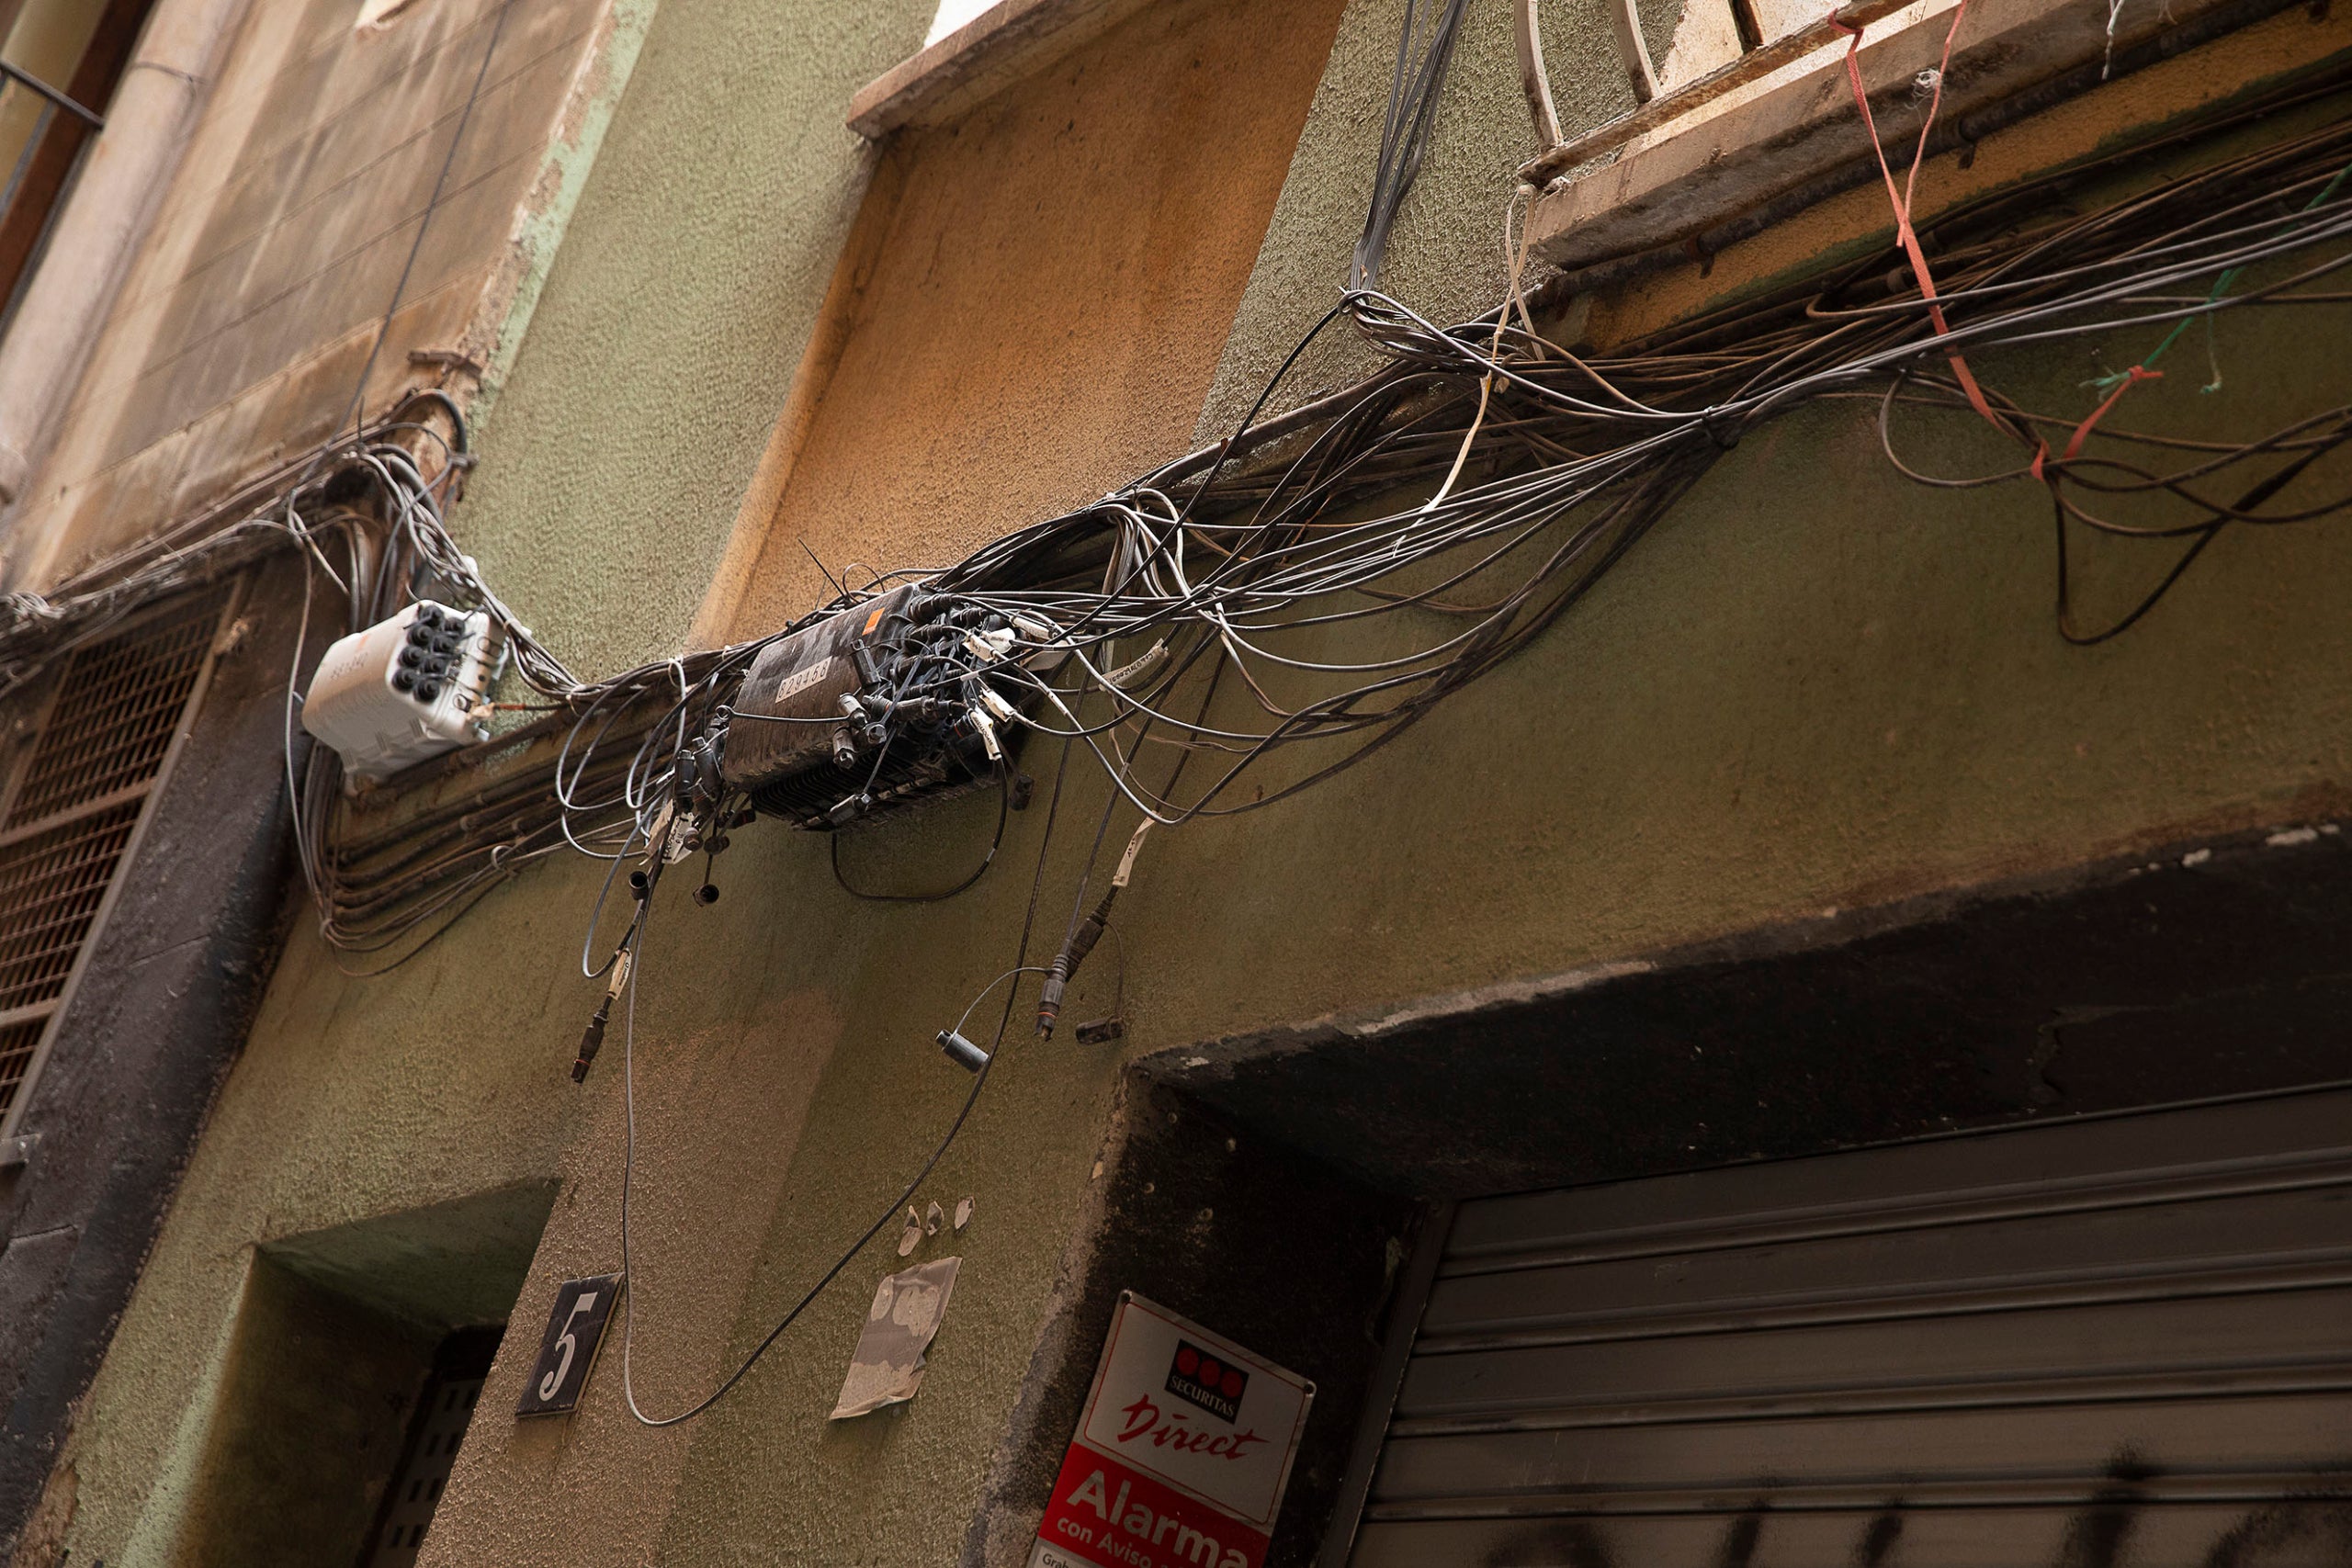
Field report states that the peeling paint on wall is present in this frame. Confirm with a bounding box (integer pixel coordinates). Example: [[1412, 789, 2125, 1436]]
[[466, 0, 662, 425]]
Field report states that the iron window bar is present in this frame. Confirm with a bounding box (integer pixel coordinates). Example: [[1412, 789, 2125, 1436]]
[[1516, 0, 1912, 184], [0, 586, 237, 1150], [0, 62, 104, 128]]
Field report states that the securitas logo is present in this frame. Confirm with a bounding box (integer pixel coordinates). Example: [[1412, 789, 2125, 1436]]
[[1165, 1340, 1248, 1423]]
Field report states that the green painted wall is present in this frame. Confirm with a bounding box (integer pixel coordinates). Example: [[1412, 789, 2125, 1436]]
[[1194, 0, 1685, 443], [445, 0, 934, 678], [45, 3, 2352, 1566]]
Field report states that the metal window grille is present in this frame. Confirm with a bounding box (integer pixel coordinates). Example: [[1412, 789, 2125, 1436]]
[[9, 599, 221, 825], [0, 801, 143, 1013], [0, 1018, 48, 1122], [0, 586, 236, 1142], [366, 1371, 485, 1567]]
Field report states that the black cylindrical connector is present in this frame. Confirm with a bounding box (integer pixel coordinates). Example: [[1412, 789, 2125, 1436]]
[[1068, 911, 1105, 970], [1035, 964, 1067, 1038], [571, 998, 612, 1082], [1038, 887, 1117, 1037]]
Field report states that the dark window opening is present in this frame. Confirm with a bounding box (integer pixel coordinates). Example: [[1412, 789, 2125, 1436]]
[[166, 1181, 556, 1568], [356, 1325, 503, 1568], [0, 0, 158, 333]]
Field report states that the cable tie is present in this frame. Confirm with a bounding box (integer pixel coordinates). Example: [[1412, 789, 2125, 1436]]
[[1101, 639, 1168, 689], [1113, 819, 1151, 889]]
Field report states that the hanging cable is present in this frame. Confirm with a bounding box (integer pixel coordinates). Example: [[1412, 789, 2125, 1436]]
[[1351, 0, 1475, 289], [613, 732, 1080, 1427]]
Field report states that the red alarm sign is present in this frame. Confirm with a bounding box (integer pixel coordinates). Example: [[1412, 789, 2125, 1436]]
[[1030, 1293, 1314, 1568]]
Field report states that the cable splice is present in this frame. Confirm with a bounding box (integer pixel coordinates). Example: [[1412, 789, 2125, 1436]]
[[1038, 820, 1149, 1037]]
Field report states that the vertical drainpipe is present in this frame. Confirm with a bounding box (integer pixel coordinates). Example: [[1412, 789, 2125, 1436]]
[[0, 0, 253, 537]]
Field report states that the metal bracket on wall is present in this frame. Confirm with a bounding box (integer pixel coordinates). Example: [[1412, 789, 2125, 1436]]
[[1518, 0, 1916, 184], [1516, 0, 1658, 150], [0, 1132, 39, 1169], [1515, 0, 1566, 149], [1610, 0, 1664, 103]]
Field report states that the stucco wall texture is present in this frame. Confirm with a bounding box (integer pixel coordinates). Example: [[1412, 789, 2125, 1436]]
[[40, 5, 2352, 1568], [1193, 0, 1686, 443], [724, 0, 1352, 640], [444, 0, 934, 678]]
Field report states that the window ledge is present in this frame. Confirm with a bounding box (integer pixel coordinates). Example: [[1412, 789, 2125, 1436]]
[[848, 0, 1159, 139], [1526, 0, 2319, 278]]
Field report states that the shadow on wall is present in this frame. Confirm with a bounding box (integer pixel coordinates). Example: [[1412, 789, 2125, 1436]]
[[163, 1180, 556, 1568]]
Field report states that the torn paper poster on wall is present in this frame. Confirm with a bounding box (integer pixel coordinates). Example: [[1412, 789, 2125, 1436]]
[[830, 1256, 962, 1419]]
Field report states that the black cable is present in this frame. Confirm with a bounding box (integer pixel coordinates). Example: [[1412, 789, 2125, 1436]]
[[828, 761, 1012, 902], [15, 80, 2352, 965], [1352, 0, 1475, 290], [330, 0, 516, 445], [613, 729, 1079, 1428]]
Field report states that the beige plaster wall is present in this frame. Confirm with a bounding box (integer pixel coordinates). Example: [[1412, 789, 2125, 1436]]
[[3, 0, 610, 587], [722, 0, 1355, 641]]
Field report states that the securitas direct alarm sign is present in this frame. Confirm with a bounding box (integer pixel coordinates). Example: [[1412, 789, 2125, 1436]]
[[1030, 1293, 1314, 1568]]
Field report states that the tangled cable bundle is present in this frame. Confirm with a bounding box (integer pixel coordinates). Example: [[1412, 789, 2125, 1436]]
[[0, 71, 2344, 966], [829, 77, 2352, 826], [0, 28, 2335, 1432]]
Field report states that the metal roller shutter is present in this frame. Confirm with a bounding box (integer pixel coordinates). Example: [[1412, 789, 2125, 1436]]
[[1345, 1089, 2352, 1567]]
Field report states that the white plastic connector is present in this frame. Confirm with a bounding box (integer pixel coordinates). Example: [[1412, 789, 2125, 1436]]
[[300, 601, 498, 787], [961, 626, 1018, 664], [968, 704, 1003, 762]]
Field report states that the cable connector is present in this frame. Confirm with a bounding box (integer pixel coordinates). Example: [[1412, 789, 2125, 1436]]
[[1035, 961, 1069, 1039], [1038, 821, 1152, 1038], [572, 949, 633, 1082], [967, 703, 1002, 762], [571, 998, 611, 1083], [978, 685, 1021, 727], [937, 1028, 989, 1073]]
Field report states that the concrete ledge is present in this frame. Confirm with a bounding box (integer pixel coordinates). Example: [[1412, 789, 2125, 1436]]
[[847, 0, 1159, 139], [1152, 809, 2352, 1199], [1527, 0, 2312, 273]]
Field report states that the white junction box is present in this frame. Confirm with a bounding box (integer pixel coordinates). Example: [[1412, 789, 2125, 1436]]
[[300, 601, 499, 785]]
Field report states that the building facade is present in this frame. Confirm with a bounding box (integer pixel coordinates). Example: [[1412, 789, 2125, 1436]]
[[0, 0, 2346, 1563]]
